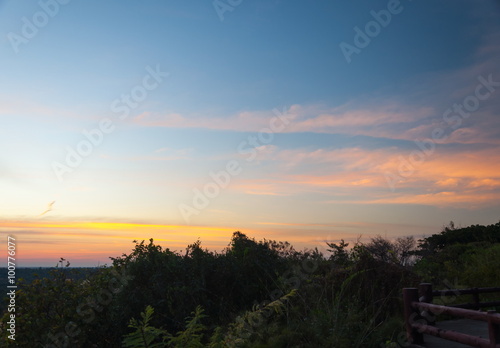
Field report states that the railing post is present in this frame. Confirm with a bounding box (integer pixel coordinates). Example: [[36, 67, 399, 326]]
[[403, 288, 424, 344], [419, 283, 433, 303], [419, 283, 436, 326], [488, 310, 500, 346], [472, 288, 480, 310]]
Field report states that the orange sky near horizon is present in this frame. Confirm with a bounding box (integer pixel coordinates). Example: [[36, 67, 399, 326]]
[[0, 220, 240, 266], [0, 218, 445, 266]]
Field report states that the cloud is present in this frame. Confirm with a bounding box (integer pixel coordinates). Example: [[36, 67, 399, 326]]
[[223, 144, 500, 208], [102, 147, 193, 162], [132, 109, 290, 132], [130, 88, 499, 147], [132, 103, 434, 139], [364, 191, 500, 209]]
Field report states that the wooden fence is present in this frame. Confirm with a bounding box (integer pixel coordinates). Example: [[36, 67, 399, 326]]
[[403, 283, 500, 347]]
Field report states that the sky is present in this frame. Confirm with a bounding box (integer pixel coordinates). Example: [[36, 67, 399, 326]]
[[1, 0, 500, 266]]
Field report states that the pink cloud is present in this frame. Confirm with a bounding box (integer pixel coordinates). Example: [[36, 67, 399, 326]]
[[225, 145, 500, 208]]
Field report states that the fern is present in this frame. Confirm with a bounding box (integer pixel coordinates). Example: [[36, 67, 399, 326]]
[[223, 289, 297, 345], [207, 327, 226, 348], [167, 305, 207, 347], [122, 305, 168, 348], [123, 305, 211, 348]]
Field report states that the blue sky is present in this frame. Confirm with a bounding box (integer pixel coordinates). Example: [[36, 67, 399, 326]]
[[1, 0, 500, 266]]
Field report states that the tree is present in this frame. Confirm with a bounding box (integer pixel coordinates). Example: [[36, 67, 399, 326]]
[[326, 239, 350, 266], [393, 236, 416, 267], [365, 236, 395, 264]]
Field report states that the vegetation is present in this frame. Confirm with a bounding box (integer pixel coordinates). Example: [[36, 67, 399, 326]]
[[1, 221, 499, 347]]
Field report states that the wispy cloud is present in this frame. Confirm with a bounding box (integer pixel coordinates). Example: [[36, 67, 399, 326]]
[[132, 103, 434, 139], [223, 144, 500, 208]]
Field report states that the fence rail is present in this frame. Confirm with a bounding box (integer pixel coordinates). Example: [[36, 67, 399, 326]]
[[403, 283, 500, 347]]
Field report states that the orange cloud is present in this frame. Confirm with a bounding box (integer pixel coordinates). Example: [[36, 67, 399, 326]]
[[364, 191, 500, 208], [225, 145, 500, 208]]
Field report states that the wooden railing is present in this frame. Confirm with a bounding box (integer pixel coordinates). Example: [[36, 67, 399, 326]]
[[419, 283, 500, 310], [403, 283, 500, 347]]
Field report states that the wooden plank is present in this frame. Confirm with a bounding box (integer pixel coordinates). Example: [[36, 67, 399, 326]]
[[412, 322, 493, 348], [419, 319, 490, 348], [432, 288, 500, 296], [413, 301, 500, 324]]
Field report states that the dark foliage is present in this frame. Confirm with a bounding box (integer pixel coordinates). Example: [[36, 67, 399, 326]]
[[2, 222, 498, 347]]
